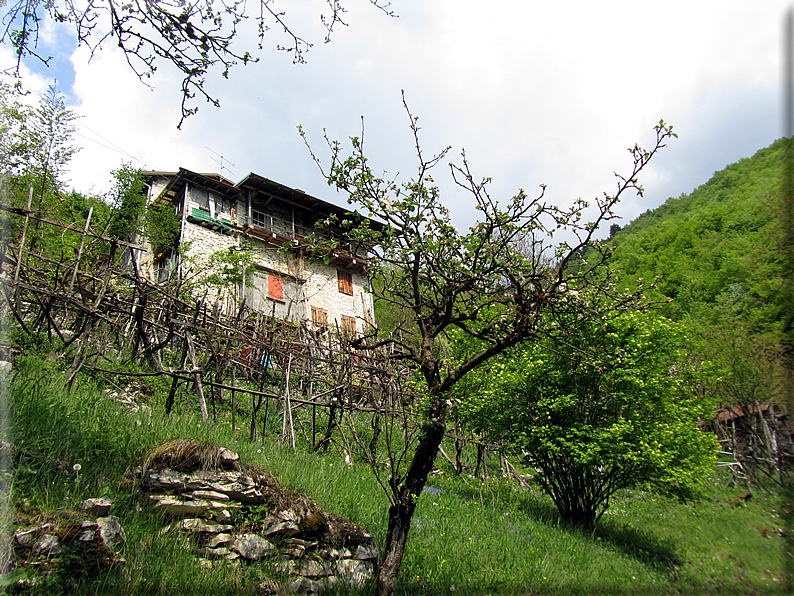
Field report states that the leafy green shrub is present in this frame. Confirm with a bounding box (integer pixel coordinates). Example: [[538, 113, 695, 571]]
[[463, 312, 717, 529]]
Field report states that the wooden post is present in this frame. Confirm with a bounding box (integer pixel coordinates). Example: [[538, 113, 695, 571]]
[[186, 330, 209, 424], [310, 380, 315, 449], [231, 365, 237, 432], [285, 354, 295, 449], [68, 206, 93, 294], [13, 187, 33, 287]]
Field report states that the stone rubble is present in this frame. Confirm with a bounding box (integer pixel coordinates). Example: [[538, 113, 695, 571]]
[[140, 444, 379, 594], [102, 385, 153, 416], [12, 513, 127, 584], [96, 515, 127, 550], [10, 443, 377, 594], [82, 496, 113, 517]]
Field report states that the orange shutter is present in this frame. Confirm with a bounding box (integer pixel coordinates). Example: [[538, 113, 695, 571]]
[[268, 275, 283, 300]]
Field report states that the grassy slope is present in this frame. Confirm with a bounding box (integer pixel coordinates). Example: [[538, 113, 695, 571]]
[[6, 350, 787, 595]]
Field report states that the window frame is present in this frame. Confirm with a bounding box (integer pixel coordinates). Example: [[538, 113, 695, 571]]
[[311, 306, 328, 332], [340, 314, 357, 336]]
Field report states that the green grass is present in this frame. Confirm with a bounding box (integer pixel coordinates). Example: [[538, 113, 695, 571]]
[[5, 353, 789, 594], [394, 474, 787, 595]]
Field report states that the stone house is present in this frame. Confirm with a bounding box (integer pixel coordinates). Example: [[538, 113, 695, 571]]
[[140, 168, 376, 336]]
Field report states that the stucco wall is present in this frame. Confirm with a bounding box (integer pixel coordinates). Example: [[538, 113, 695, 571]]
[[244, 239, 304, 322]]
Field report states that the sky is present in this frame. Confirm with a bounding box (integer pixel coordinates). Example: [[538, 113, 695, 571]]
[[0, 0, 789, 235]]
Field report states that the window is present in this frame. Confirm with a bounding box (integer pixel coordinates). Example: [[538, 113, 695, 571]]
[[189, 186, 230, 219], [311, 306, 328, 332], [337, 270, 353, 296], [191, 187, 210, 210], [156, 255, 173, 283], [341, 315, 357, 335], [268, 274, 283, 301]]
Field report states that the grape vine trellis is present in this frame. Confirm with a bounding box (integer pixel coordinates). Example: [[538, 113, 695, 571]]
[[0, 197, 505, 480]]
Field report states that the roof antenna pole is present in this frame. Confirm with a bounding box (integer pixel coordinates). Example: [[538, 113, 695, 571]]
[[205, 146, 236, 180]]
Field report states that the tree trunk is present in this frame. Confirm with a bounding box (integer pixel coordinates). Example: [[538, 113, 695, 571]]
[[376, 420, 446, 596], [369, 410, 381, 462], [474, 442, 485, 479], [316, 397, 339, 453]]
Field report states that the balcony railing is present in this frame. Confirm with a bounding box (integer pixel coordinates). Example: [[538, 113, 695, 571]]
[[246, 210, 369, 259], [188, 208, 232, 232]]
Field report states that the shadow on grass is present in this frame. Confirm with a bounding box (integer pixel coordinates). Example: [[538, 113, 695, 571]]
[[439, 483, 685, 575], [505, 491, 684, 573], [593, 518, 683, 572], [391, 576, 789, 596]]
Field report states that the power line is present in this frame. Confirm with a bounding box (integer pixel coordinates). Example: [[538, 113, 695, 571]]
[[73, 124, 155, 169]]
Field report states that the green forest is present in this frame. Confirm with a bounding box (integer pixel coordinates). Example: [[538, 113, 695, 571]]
[[604, 138, 786, 339]]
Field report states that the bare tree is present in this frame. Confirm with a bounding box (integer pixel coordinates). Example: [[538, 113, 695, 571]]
[[1, 0, 395, 126], [302, 96, 676, 595]]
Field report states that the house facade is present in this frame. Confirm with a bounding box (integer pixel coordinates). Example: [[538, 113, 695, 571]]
[[140, 168, 376, 336]]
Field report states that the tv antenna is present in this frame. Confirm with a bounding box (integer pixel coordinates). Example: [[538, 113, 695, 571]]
[[205, 146, 236, 179]]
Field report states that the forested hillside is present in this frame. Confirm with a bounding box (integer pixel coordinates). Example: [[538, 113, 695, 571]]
[[605, 138, 786, 339]]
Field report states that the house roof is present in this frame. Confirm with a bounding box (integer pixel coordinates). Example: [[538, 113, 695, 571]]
[[142, 170, 236, 186], [147, 168, 241, 206], [148, 168, 383, 231], [235, 172, 373, 224], [143, 167, 382, 271]]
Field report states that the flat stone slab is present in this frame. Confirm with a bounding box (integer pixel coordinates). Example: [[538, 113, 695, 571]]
[[181, 519, 233, 533], [356, 544, 379, 561], [219, 447, 239, 463], [149, 495, 210, 516], [97, 516, 126, 550], [206, 533, 232, 548], [208, 500, 241, 510], [296, 560, 332, 578], [290, 577, 323, 594], [317, 548, 352, 560], [33, 534, 62, 557], [14, 528, 38, 547], [197, 547, 233, 558], [144, 469, 189, 490], [336, 559, 374, 584], [230, 534, 275, 560], [82, 497, 112, 516], [192, 490, 229, 501], [263, 519, 300, 538]]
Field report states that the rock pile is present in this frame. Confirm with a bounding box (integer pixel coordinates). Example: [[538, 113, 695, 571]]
[[12, 510, 127, 584], [140, 440, 379, 594], [103, 384, 153, 416]]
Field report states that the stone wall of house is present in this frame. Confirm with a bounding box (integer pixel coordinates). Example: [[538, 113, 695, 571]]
[[301, 262, 373, 335], [139, 186, 373, 331], [245, 239, 305, 322], [146, 175, 172, 201], [128, 174, 176, 282], [181, 222, 240, 309]]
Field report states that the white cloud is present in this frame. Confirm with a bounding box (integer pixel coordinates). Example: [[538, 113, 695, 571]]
[[6, 0, 788, 232], [0, 47, 52, 98]]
